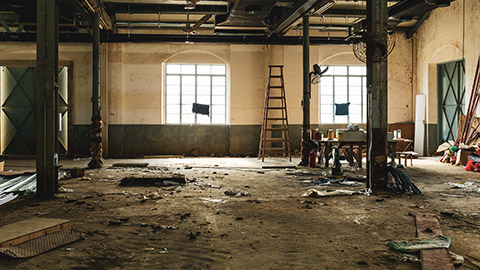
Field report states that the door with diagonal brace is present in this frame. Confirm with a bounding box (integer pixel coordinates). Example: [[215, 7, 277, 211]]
[[0, 66, 69, 155], [438, 60, 465, 143]]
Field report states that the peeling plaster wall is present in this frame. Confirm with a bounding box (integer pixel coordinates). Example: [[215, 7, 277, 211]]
[[413, 0, 480, 153]]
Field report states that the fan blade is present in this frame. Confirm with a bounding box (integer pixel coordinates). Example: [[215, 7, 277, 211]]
[[375, 42, 388, 56], [191, 14, 212, 30], [319, 66, 329, 76]]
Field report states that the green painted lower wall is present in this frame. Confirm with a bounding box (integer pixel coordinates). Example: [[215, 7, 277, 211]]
[[426, 123, 438, 156], [73, 124, 367, 157]]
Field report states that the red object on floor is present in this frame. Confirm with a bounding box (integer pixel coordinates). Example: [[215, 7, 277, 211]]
[[465, 160, 475, 171], [450, 156, 456, 165], [309, 151, 317, 168]]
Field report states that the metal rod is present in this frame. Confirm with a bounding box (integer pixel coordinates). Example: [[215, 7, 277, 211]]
[[302, 15, 310, 130], [300, 15, 311, 166]]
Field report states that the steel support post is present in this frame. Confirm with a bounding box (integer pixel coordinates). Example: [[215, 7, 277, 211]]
[[88, 10, 104, 169], [300, 15, 314, 166], [366, 0, 388, 191], [36, 0, 59, 198]]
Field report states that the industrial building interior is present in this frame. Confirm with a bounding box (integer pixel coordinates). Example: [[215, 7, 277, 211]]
[[0, 0, 479, 269]]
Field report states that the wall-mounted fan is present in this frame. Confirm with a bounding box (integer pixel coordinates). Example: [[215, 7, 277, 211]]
[[352, 28, 396, 63], [310, 64, 329, 84]]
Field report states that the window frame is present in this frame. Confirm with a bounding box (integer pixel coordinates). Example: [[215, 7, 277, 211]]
[[318, 65, 367, 124], [164, 63, 227, 125]]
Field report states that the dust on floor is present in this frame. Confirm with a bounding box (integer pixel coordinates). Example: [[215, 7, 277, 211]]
[[0, 157, 479, 270]]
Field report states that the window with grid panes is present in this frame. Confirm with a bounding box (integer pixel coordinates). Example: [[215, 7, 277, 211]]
[[165, 64, 227, 124], [319, 65, 367, 124]]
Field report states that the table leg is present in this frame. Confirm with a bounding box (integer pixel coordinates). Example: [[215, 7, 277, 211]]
[[358, 145, 363, 168], [325, 143, 331, 168], [392, 143, 396, 163]]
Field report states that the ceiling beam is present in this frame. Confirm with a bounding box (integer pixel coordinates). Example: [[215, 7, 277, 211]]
[[106, 4, 228, 14], [315, 8, 366, 17], [0, 32, 351, 45], [266, 0, 326, 37], [406, 11, 430, 39], [67, 0, 94, 25]]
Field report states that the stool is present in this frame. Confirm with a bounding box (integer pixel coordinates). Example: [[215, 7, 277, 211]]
[[396, 151, 418, 167]]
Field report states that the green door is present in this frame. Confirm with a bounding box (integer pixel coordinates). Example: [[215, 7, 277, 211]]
[[438, 60, 465, 143], [1, 66, 69, 155]]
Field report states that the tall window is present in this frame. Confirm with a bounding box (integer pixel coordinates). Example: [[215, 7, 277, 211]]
[[319, 65, 366, 124], [165, 64, 227, 124]]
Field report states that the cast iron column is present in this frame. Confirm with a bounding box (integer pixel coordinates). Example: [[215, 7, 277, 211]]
[[300, 15, 313, 166], [366, 0, 388, 190], [88, 10, 104, 169], [36, 0, 59, 198]]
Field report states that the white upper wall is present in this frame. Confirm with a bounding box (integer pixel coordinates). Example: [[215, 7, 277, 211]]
[[0, 35, 413, 126], [414, 0, 480, 124]]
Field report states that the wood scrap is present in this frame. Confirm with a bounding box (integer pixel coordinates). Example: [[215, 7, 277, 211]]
[[0, 218, 72, 247], [414, 213, 454, 270], [459, 56, 480, 144]]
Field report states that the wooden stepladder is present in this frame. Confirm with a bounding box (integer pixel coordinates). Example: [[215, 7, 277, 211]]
[[258, 65, 291, 162]]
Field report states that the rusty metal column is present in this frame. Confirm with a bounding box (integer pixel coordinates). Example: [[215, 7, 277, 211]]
[[366, 0, 388, 190], [300, 15, 312, 166], [36, 0, 59, 198], [88, 10, 103, 169]]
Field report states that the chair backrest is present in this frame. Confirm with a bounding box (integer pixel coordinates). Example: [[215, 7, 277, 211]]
[[390, 122, 415, 151], [390, 123, 415, 139]]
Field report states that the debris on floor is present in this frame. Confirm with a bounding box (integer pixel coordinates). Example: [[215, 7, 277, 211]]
[[446, 181, 480, 192], [387, 235, 451, 253], [0, 193, 18, 206], [450, 251, 465, 266], [64, 168, 85, 178], [113, 163, 150, 168], [302, 188, 367, 198], [224, 190, 250, 197], [386, 165, 422, 195], [311, 178, 361, 187], [0, 217, 83, 258], [119, 174, 186, 186]]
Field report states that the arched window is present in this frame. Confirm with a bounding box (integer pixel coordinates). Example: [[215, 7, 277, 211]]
[[319, 65, 366, 124], [164, 51, 228, 125]]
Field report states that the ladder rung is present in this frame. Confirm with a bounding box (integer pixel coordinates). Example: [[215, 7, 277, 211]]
[[269, 65, 283, 67], [267, 107, 285, 109], [264, 138, 286, 142], [268, 86, 283, 88], [268, 97, 284, 99], [266, 128, 284, 131], [266, 118, 286, 120], [270, 76, 282, 78]]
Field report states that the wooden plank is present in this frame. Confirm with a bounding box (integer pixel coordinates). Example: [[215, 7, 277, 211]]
[[415, 213, 454, 270], [0, 218, 71, 247]]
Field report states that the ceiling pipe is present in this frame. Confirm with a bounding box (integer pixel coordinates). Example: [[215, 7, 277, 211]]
[[0, 32, 351, 45]]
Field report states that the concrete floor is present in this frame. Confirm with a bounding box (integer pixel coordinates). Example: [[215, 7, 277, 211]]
[[0, 157, 479, 269]]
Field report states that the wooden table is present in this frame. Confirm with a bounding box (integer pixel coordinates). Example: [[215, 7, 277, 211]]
[[314, 139, 398, 168], [392, 138, 413, 152]]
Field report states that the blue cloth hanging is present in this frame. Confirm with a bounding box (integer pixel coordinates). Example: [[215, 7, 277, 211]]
[[192, 103, 210, 116], [335, 102, 350, 116]]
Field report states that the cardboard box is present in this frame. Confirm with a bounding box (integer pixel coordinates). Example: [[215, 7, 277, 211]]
[[456, 150, 473, 166]]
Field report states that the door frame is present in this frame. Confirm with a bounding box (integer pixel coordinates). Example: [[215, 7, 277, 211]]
[[0, 59, 74, 157], [437, 58, 465, 144]]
